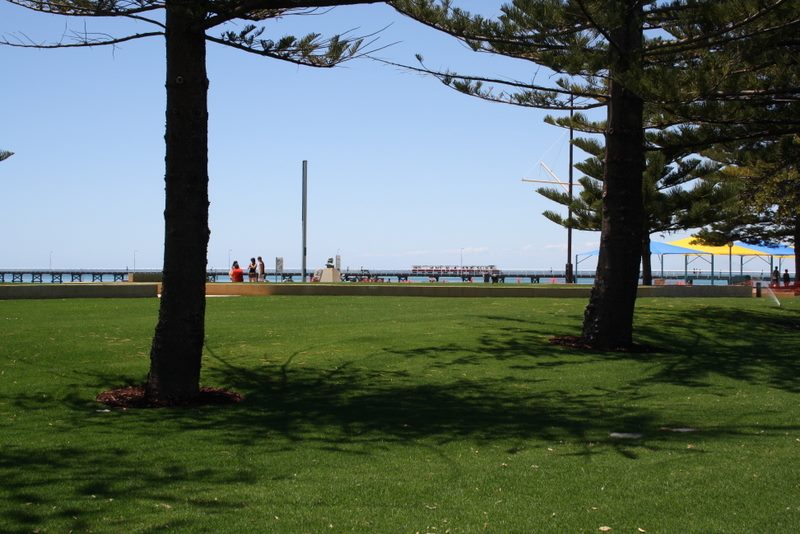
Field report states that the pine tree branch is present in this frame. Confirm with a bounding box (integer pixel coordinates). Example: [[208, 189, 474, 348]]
[[646, 0, 794, 57], [202, 0, 385, 29], [6, 0, 164, 17], [205, 27, 386, 66], [573, 0, 619, 56], [0, 29, 163, 48], [371, 56, 606, 110]]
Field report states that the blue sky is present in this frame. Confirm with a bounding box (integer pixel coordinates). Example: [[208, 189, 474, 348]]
[[1, 1, 651, 272]]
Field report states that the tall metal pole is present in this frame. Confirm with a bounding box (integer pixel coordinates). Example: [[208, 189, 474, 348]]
[[566, 94, 575, 283], [301, 160, 308, 282]]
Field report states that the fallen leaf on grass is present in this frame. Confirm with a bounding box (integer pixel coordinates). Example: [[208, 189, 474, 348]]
[[609, 432, 643, 440]]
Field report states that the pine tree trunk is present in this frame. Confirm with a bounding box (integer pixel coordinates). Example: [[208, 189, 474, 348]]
[[641, 233, 652, 286], [146, 1, 209, 403], [794, 218, 799, 293], [581, 1, 644, 349]]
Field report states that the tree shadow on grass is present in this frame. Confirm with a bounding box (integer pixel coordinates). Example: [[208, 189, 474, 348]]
[[0, 361, 674, 532], [452, 306, 799, 394], [630, 305, 800, 392], [0, 441, 252, 533], [3, 306, 798, 532], [382, 313, 594, 371], [209, 359, 650, 446], [16, 304, 797, 453]]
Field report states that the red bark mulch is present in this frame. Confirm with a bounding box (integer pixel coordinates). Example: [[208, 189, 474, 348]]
[[549, 335, 656, 353], [96, 385, 243, 409]]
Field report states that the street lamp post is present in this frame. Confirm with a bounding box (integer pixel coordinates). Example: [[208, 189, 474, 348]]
[[521, 95, 577, 283], [301, 160, 308, 282]]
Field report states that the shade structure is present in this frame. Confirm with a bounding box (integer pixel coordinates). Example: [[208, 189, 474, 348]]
[[668, 238, 796, 280], [733, 241, 795, 257], [650, 242, 705, 255], [577, 241, 704, 259], [667, 237, 769, 256], [575, 238, 794, 284], [648, 241, 715, 279], [575, 241, 712, 280]]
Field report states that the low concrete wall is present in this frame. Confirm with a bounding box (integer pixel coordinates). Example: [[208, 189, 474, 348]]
[[206, 283, 753, 298], [637, 285, 752, 298], [206, 283, 271, 297], [0, 283, 159, 300], [263, 284, 592, 298], [128, 272, 163, 283], [0, 282, 754, 300]]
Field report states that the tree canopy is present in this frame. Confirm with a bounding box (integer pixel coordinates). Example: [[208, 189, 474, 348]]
[[695, 134, 800, 277], [537, 135, 725, 283]]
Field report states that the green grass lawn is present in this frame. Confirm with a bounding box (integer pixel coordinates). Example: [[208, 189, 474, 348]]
[[1, 295, 798, 533]]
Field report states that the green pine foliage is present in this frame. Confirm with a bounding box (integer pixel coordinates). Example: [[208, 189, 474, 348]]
[[3, 1, 376, 67], [697, 134, 800, 252], [391, 0, 800, 149], [393, 1, 794, 110], [536, 133, 727, 282], [538, 142, 724, 234]]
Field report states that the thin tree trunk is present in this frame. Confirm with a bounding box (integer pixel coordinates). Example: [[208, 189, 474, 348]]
[[581, 0, 644, 349], [641, 233, 652, 286], [794, 218, 799, 294], [147, 1, 209, 403]]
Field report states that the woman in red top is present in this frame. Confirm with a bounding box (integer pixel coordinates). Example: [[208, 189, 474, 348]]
[[229, 261, 244, 283]]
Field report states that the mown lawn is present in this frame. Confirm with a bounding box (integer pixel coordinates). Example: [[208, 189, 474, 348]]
[[1, 295, 798, 533]]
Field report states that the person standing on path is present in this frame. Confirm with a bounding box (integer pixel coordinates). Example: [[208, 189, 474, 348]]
[[783, 269, 791, 288], [248, 258, 258, 282], [257, 256, 265, 282]]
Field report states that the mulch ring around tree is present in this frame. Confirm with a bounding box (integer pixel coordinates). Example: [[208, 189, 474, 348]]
[[96, 385, 243, 409], [549, 335, 657, 353]]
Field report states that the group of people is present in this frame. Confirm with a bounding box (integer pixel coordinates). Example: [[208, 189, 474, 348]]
[[229, 256, 266, 283], [770, 267, 793, 288]]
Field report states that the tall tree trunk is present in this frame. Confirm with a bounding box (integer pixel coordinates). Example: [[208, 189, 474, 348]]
[[581, 0, 644, 349], [794, 218, 799, 294], [146, 1, 209, 403], [641, 233, 652, 286]]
